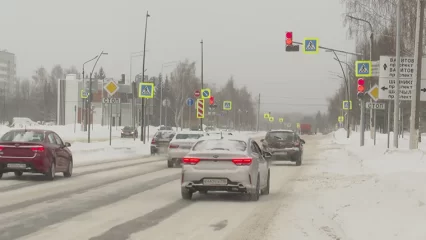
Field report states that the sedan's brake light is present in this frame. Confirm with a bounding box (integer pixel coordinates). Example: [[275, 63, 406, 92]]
[[169, 144, 179, 149], [0, 146, 3, 151], [232, 158, 252, 166], [31, 146, 44, 152], [151, 138, 156, 144], [182, 157, 200, 165], [293, 141, 299, 147]]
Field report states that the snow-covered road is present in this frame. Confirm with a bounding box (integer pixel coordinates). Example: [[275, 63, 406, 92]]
[[0, 134, 334, 240]]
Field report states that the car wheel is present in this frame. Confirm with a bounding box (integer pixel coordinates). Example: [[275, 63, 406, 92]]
[[167, 159, 173, 168], [261, 170, 270, 195], [45, 162, 56, 181], [63, 160, 73, 178], [14, 171, 23, 177], [181, 188, 193, 200], [295, 153, 302, 166], [248, 175, 260, 201]]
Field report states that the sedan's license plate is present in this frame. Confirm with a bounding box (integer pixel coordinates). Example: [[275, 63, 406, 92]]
[[7, 163, 26, 169], [180, 146, 191, 149], [203, 179, 227, 185]]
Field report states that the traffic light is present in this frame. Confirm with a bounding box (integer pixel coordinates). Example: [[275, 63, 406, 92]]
[[286, 32, 293, 45], [285, 31, 299, 52], [357, 78, 365, 98], [209, 96, 214, 105]]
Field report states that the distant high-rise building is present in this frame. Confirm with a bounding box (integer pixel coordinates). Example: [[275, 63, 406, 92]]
[[0, 50, 16, 82]]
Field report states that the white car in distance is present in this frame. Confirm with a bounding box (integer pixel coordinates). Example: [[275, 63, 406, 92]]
[[167, 131, 207, 168]]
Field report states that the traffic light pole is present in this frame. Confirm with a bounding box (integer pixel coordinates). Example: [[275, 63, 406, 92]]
[[360, 98, 365, 146], [200, 40, 204, 131]]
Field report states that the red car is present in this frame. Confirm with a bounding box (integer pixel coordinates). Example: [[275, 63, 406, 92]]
[[0, 129, 73, 180]]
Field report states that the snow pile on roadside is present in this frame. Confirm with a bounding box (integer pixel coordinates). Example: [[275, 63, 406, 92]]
[[70, 139, 151, 165], [267, 129, 426, 239]]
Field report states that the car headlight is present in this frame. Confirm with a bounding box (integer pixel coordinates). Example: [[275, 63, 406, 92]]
[[130, 132, 134, 134]]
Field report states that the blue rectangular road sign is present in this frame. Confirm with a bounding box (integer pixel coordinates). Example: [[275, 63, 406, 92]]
[[355, 61, 372, 77], [303, 38, 319, 54]]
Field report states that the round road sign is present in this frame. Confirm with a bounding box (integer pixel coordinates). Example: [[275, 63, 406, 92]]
[[194, 90, 200, 97]]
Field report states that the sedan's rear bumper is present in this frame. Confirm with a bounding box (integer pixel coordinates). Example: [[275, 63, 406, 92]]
[[0, 158, 49, 174], [268, 147, 300, 160], [181, 167, 255, 192]]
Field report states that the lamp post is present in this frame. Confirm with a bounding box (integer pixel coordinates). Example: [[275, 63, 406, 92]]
[[82, 55, 98, 131], [129, 51, 144, 130], [346, 15, 374, 146], [200, 39, 204, 131], [140, 11, 150, 143], [87, 51, 108, 143]]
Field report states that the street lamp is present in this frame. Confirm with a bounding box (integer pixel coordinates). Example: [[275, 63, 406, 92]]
[[82, 55, 98, 131], [140, 11, 150, 143], [87, 51, 108, 143]]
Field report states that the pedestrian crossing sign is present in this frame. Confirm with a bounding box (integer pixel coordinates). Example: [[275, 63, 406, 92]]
[[338, 116, 344, 122], [223, 101, 232, 110], [264, 113, 270, 119], [342, 100, 352, 110], [138, 82, 154, 98], [269, 117, 274, 122], [303, 38, 319, 54], [355, 61, 372, 77], [279, 118, 284, 123]]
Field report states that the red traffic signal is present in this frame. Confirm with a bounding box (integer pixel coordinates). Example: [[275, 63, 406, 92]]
[[286, 32, 293, 45], [357, 78, 365, 98], [209, 96, 214, 105]]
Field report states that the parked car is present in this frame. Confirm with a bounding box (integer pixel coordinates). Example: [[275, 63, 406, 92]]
[[0, 129, 73, 180], [180, 136, 271, 201], [121, 126, 138, 138], [167, 131, 207, 168], [260, 129, 305, 166], [151, 130, 175, 155], [159, 126, 173, 131]]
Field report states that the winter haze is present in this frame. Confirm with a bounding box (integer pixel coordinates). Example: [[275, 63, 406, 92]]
[[0, 0, 354, 115]]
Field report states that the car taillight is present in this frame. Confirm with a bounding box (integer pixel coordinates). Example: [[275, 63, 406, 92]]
[[31, 146, 45, 152], [0, 146, 3, 151], [169, 144, 179, 149], [232, 158, 252, 166], [151, 138, 155, 144], [182, 157, 200, 165], [293, 141, 299, 147]]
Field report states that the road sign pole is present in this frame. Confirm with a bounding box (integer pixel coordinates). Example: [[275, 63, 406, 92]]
[[387, 101, 391, 148], [360, 98, 365, 146], [109, 103, 112, 146], [409, 0, 425, 149], [393, 0, 401, 148], [373, 109, 377, 145]]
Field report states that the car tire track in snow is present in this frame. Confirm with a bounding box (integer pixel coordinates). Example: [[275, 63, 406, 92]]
[[0, 162, 173, 215], [0, 172, 182, 240], [89, 200, 192, 240], [0, 156, 168, 192]]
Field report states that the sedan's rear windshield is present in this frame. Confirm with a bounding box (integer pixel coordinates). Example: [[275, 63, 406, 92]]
[[192, 139, 247, 151], [266, 131, 294, 141], [155, 131, 175, 139], [175, 133, 203, 139], [0, 131, 45, 142]]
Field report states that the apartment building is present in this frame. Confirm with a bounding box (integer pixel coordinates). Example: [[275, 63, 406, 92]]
[[0, 50, 16, 82]]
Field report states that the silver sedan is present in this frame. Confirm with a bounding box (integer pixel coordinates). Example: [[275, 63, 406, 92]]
[[180, 136, 272, 201]]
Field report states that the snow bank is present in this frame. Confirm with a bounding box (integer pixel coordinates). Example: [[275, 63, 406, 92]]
[[311, 129, 426, 239]]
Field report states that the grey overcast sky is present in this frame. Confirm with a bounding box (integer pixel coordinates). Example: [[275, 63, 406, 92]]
[[0, 0, 354, 115]]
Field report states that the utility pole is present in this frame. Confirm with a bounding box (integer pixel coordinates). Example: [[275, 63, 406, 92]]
[[200, 39, 204, 131], [256, 93, 260, 131], [394, 0, 401, 148], [140, 11, 150, 142], [409, 0, 425, 149]]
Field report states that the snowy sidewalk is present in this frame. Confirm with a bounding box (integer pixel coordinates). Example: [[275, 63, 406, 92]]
[[266, 129, 426, 240]]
